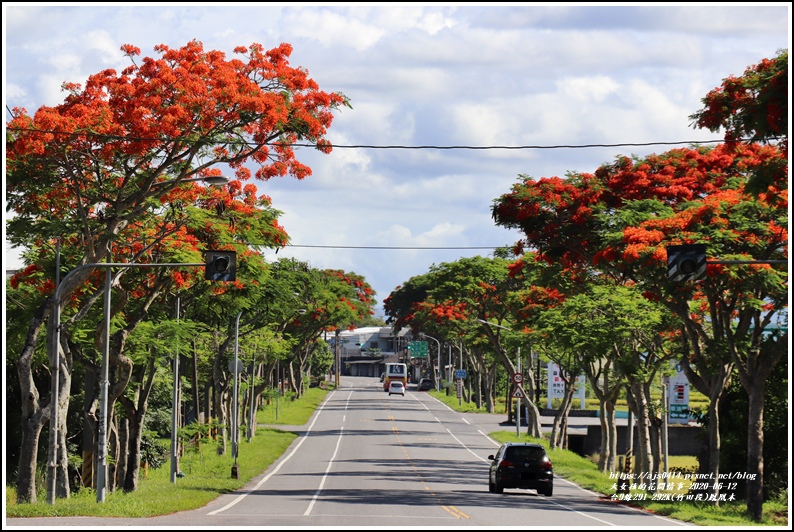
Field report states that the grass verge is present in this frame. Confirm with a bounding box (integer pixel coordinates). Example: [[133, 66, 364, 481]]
[[5, 387, 329, 518], [7, 386, 787, 526], [428, 390, 787, 527]]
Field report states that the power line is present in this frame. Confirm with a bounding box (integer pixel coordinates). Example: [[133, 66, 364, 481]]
[[282, 244, 505, 250], [290, 140, 733, 150], [6, 126, 753, 150]]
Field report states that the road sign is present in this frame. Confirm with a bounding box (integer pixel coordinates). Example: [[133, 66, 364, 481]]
[[408, 341, 429, 357], [455, 369, 467, 379], [512, 373, 523, 384], [512, 386, 524, 398], [228, 359, 244, 374]]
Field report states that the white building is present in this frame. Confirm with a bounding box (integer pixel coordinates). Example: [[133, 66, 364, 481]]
[[327, 326, 418, 379]]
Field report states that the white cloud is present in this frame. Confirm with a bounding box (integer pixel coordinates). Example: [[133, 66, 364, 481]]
[[4, 3, 789, 312], [559, 76, 620, 102], [281, 7, 387, 51]]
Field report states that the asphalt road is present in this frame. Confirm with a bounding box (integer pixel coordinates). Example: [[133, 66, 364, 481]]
[[6, 376, 692, 529]]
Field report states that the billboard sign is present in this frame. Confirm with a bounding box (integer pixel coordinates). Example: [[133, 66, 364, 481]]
[[668, 364, 690, 425]]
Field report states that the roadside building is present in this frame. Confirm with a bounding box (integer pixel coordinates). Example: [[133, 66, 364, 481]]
[[327, 326, 417, 380]]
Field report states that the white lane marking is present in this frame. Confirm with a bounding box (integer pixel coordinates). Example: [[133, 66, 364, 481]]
[[304, 426, 345, 515], [419, 395, 689, 526], [207, 390, 344, 515]]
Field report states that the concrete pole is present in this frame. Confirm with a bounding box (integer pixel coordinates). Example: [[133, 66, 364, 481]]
[[96, 265, 112, 502], [516, 348, 521, 439], [231, 311, 242, 478], [662, 377, 669, 489], [170, 297, 180, 483], [46, 260, 205, 504]]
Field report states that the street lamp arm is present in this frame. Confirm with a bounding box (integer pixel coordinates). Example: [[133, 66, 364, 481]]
[[476, 318, 512, 331], [152, 175, 231, 187], [179, 175, 231, 185]]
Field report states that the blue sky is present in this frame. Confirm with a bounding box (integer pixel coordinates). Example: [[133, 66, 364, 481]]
[[3, 3, 790, 317]]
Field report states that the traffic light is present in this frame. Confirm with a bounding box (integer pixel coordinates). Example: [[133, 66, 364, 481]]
[[666, 244, 706, 282], [205, 250, 236, 281]]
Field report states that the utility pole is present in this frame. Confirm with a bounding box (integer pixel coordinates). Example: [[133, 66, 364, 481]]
[[170, 297, 181, 483], [516, 348, 521, 439], [335, 329, 341, 388], [231, 311, 242, 479]]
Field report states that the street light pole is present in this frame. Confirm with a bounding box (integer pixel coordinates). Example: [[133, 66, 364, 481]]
[[421, 333, 441, 392], [45, 239, 62, 504], [96, 264, 112, 502], [231, 311, 242, 478], [49, 261, 205, 503], [45, 174, 229, 504], [335, 329, 341, 389], [662, 376, 669, 489], [516, 348, 521, 438], [448, 344, 452, 389], [247, 358, 256, 442], [170, 297, 181, 484]]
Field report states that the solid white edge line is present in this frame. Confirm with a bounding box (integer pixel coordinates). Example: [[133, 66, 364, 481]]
[[207, 390, 338, 515]]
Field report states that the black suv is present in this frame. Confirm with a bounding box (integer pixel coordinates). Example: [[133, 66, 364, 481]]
[[417, 378, 434, 391], [488, 442, 553, 496]]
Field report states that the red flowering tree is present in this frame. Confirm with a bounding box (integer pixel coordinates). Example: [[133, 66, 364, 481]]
[[493, 140, 787, 517], [689, 50, 787, 147], [6, 39, 350, 502], [282, 265, 376, 395], [385, 254, 566, 435], [534, 282, 680, 474]]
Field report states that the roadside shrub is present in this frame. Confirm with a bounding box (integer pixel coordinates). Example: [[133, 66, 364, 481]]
[[140, 434, 168, 470]]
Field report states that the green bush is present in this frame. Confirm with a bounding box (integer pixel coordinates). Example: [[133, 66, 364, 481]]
[[140, 435, 168, 470]]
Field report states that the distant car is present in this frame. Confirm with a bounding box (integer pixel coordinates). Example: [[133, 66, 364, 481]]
[[488, 442, 553, 496], [417, 378, 434, 391], [388, 381, 405, 396]]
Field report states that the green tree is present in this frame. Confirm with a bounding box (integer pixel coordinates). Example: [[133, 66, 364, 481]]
[[6, 39, 350, 502], [687, 48, 788, 520], [534, 283, 678, 474]]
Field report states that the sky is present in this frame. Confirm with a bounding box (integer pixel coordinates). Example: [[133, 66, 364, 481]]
[[3, 3, 791, 318]]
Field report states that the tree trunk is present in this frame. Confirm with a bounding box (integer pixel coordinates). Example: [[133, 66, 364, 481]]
[[521, 396, 543, 439], [16, 412, 45, 503], [118, 355, 156, 492], [212, 341, 229, 454], [215, 384, 228, 454], [81, 362, 98, 490], [732, 330, 786, 521], [107, 413, 119, 494], [475, 373, 483, 409], [745, 380, 765, 521], [288, 362, 298, 395], [550, 379, 575, 449], [15, 262, 105, 503], [122, 406, 145, 493], [116, 416, 129, 491], [598, 402, 618, 473], [484, 369, 496, 413], [15, 303, 50, 503], [677, 320, 734, 502], [586, 362, 621, 472], [17, 309, 73, 503], [647, 385, 663, 484], [704, 383, 726, 502], [192, 339, 201, 423], [204, 380, 213, 426], [628, 381, 654, 485]]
